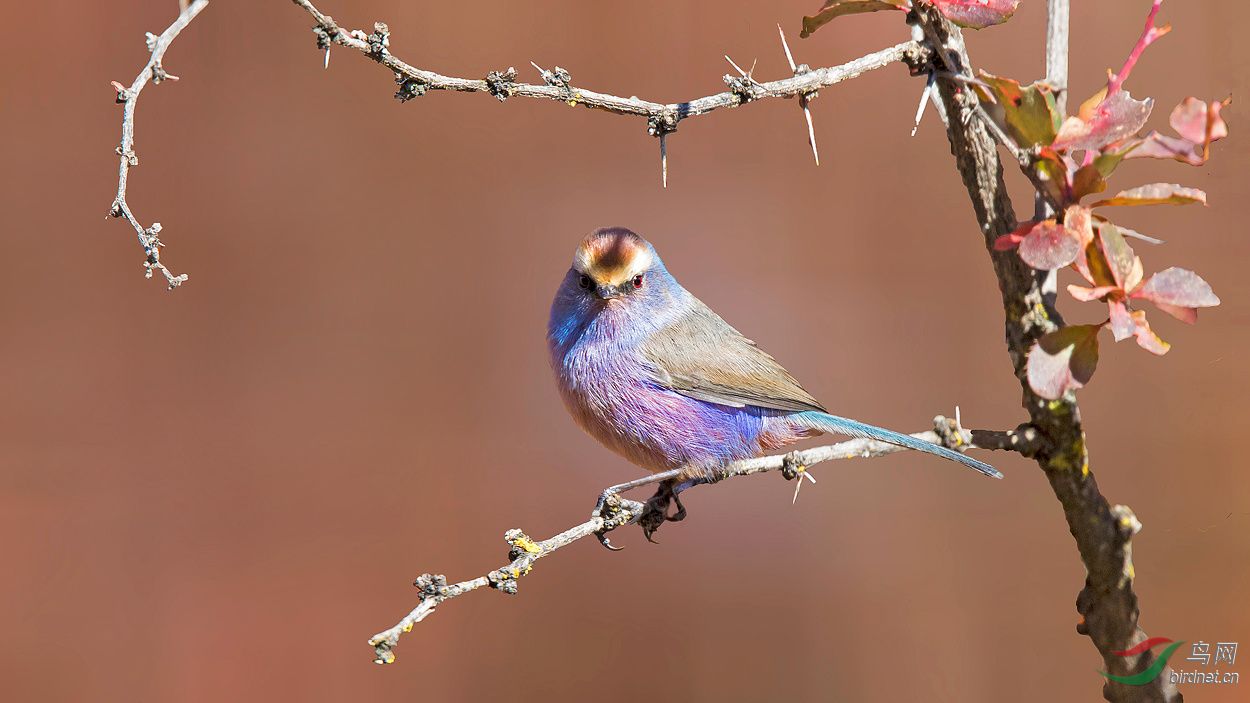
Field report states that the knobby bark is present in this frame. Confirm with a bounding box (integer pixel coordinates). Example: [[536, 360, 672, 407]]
[[367, 415, 1026, 663], [911, 5, 1178, 701], [109, 0, 208, 288]]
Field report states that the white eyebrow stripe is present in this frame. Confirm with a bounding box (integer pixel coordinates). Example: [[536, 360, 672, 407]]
[[573, 244, 653, 284]]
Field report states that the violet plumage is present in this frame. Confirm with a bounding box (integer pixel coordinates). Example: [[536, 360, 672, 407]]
[[548, 227, 1000, 484]]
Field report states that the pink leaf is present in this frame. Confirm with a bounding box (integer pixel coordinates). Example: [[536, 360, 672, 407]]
[[1150, 302, 1198, 325], [1128, 98, 1230, 166], [1127, 132, 1204, 165], [931, 0, 1019, 29], [1171, 97, 1229, 144], [1133, 267, 1220, 309], [1027, 325, 1102, 400], [1018, 220, 1082, 270], [1066, 205, 1095, 250], [1052, 91, 1154, 151], [1109, 300, 1135, 342], [1130, 310, 1170, 355], [1067, 284, 1119, 302], [1092, 183, 1207, 208]]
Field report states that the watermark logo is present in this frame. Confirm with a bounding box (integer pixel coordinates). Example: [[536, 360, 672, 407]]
[[1100, 637, 1239, 686]]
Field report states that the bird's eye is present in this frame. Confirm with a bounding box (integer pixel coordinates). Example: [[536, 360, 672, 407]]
[[632, 274, 645, 289], [578, 274, 593, 290]]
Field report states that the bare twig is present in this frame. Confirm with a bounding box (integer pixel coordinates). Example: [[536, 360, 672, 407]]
[[913, 5, 1178, 700], [289, 0, 919, 182], [368, 414, 1027, 664], [108, 0, 208, 289]]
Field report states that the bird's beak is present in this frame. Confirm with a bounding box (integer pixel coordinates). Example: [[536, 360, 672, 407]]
[[595, 283, 621, 300]]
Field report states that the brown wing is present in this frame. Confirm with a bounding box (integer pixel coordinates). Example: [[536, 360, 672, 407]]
[[640, 297, 826, 413]]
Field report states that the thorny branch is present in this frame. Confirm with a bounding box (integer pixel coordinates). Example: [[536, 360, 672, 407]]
[[288, 0, 926, 185], [96, 2, 1189, 698], [108, 0, 208, 290], [911, 3, 1178, 701], [368, 414, 1033, 664]]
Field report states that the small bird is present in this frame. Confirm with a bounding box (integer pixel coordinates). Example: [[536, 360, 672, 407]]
[[548, 228, 999, 540]]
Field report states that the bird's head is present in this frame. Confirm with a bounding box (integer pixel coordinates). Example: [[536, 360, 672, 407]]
[[567, 227, 662, 303]]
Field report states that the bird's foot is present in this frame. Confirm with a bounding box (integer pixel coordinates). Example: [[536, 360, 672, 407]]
[[588, 468, 688, 550], [639, 482, 688, 543]]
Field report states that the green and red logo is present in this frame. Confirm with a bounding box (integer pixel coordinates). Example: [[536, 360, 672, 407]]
[[1101, 637, 1184, 686]]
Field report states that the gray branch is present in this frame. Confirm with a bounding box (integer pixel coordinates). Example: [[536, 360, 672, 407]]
[[289, 0, 921, 158], [1045, 0, 1070, 115], [368, 414, 1028, 665], [912, 5, 1178, 701], [108, 0, 209, 290]]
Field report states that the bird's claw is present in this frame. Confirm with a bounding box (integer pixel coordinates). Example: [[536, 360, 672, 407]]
[[639, 485, 687, 542], [595, 531, 625, 551], [592, 490, 629, 551]]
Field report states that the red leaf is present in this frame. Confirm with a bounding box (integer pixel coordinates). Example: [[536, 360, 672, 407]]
[[1027, 325, 1102, 400], [1018, 220, 1082, 270], [1133, 267, 1221, 311], [931, 0, 1019, 29], [1130, 310, 1170, 355], [1052, 91, 1154, 151], [800, 0, 907, 38], [993, 234, 1021, 250], [993, 221, 1033, 251], [1092, 183, 1207, 208]]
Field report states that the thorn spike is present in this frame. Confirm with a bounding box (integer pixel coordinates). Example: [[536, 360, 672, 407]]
[[660, 132, 668, 188], [778, 24, 797, 72], [801, 97, 819, 166]]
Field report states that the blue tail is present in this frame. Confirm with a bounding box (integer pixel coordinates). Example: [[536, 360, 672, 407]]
[[795, 411, 1002, 479]]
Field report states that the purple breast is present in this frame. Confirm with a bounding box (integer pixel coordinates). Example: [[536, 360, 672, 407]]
[[553, 339, 810, 473]]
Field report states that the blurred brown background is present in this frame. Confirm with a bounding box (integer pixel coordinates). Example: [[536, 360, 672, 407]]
[[1, 1, 1246, 701]]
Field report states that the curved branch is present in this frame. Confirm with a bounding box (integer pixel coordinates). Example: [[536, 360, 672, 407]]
[[368, 414, 1027, 664], [108, 0, 208, 289]]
